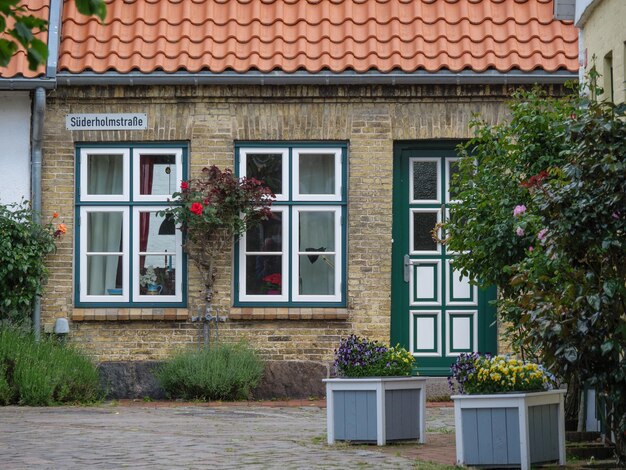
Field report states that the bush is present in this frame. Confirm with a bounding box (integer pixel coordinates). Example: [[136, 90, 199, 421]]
[[0, 201, 66, 324], [156, 343, 264, 401], [333, 335, 416, 378], [0, 327, 102, 405]]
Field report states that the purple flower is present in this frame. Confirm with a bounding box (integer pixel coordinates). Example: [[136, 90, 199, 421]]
[[516, 227, 525, 237], [513, 205, 526, 217], [537, 228, 548, 244]]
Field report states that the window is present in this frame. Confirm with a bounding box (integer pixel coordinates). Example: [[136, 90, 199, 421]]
[[75, 144, 187, 306], [236, 143, 347, 306]]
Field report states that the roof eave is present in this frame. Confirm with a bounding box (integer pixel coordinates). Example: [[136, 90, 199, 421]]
[[0, 78, 57, 90], [56, 69, 579, 87]]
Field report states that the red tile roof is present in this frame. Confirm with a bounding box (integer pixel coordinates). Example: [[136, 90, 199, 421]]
[[59, 0, 578, 75], [0, 0, 50, 79]]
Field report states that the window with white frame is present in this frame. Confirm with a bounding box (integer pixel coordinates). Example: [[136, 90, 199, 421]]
[[236, 144, 347, 305], [76, 144, 187, 306]]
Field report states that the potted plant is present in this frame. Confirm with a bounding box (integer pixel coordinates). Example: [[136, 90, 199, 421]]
[[261, 273, 281, 295], [140, 266, 162, 295], [324, 335, 427, 446], [450, 353, 566, 470]]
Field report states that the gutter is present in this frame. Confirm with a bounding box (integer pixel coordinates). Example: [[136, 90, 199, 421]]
[[31, 87, 46, 340], [57, 69, 578, 87]]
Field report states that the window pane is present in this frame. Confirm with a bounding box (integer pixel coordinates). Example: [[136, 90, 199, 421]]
[[413, 161, 438, 200], [245, 256, 282, 295], [139, 212, 177, 253], [413, 212, 438, 251], [299, 153, 335, 194], [140, 255, 176, 296], [87, 255, 123, 295], [246, 153, 282, 195], [87, 154, 124, 195], [299, 254, 335, 295], [140, 154, 177, 196], [87, 212, 123, 252], [448, 160, 460, 201], [299, 211, 335, 251], [246, 213, 282, 252]]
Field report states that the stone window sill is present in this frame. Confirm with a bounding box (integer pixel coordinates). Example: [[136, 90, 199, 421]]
[[72, 308, 189, 321], [229, 307, 348, 321]]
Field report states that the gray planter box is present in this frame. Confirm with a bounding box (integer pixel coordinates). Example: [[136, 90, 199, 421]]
[[324, 376, 427, 446], [452, 389, 566, 470]]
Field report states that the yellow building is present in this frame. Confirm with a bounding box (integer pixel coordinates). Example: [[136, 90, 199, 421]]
[[574, 0, 626, 102]]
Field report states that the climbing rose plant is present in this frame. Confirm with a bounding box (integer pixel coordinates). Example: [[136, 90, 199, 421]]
[[163, 166, 274, 313], [444, 80, 626, 463], [0, 202, 66, 325]]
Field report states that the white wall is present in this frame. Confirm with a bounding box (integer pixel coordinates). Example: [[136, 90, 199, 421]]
[[0, 92, 31, 204]]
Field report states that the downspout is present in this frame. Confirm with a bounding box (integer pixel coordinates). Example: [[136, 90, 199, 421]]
[[31, 87, 46, 340]]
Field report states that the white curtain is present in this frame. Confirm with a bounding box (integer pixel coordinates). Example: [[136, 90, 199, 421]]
[[86, 156, 124, 295]]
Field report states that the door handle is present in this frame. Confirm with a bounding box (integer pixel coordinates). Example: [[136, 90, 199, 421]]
[[403, 255, 411, 283]]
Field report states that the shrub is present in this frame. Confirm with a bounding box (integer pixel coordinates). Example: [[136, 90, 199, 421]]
[[333, 335, 416, 378], [449, 353, 556, 395], [0, 327, 101, 405], [0, 202, 66, 324], [156, 343, 264, 401]]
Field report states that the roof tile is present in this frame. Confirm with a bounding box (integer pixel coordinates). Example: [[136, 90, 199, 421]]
[[59, 0, 578, 75], [0, 0, 50, 79]]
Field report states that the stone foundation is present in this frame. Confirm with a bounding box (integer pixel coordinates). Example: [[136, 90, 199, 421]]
[[97, 360, 452, 401]]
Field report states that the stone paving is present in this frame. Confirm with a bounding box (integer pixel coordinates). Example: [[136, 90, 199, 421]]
[[0, 401, 456, 469]]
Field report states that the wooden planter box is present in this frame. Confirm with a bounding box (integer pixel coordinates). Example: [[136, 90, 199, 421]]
[[324, 376, 427, 446], [452, 389, 566, 470]]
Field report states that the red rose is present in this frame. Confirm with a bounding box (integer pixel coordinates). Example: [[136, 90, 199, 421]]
[[181, 181, 189, 191], [190, 202, 203, 215]]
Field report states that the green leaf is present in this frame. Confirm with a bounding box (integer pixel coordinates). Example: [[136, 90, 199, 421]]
[[12, 21, 33, 45], [586, 294, 601, 310], [600, 341, 613, 354], [0, 38, 17, 66], [75, 0, 107, 21], [26, 38, 47, 70]]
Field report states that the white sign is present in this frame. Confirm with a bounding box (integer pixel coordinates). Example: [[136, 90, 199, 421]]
[[66, 113, 148, 131]]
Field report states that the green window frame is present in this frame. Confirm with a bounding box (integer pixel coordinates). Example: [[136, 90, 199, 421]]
[[74, 142, 188, 308], [234, 142, 348, 307]]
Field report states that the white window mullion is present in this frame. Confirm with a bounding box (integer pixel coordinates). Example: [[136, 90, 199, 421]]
[[292, 206, 341, 302], [132, 206, 183, 303], [79, 206, 130, 303], [80, 148, 130, 202], [239, 207, 289, 302]]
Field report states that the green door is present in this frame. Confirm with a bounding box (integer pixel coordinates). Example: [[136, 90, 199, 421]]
[[391, 141, 497, 376]]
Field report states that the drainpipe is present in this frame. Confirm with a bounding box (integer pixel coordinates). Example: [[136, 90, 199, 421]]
[[31, 87, 46, 340]]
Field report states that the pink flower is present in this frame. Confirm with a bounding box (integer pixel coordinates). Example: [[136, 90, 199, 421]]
[[537, 228, 548, 242], [516, 227, 525, 237], [190, 202, 203, 215], [528, 246, 534, 252], [513, 205, 526, 217]]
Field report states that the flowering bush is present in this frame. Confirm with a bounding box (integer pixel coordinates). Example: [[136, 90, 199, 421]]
[[333, 335, 416, 378], [162, 166, 274, 308], [0, 202, 66, 324], [449, 353, 555, 395]]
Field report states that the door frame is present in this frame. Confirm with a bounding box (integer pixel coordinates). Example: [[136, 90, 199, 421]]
[[391, 140, 497, 376]]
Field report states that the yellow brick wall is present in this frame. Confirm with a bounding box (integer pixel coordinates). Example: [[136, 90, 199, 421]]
[[41, 84, 520, 363]]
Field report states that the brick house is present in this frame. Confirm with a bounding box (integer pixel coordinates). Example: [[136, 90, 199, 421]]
[[35, 0, 577, 397]]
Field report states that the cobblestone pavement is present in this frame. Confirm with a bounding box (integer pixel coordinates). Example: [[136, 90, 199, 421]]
[[0, 402, 456, 469]]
